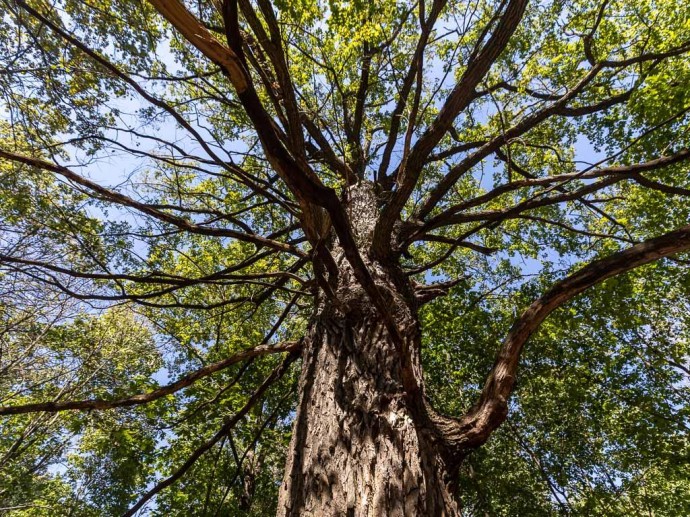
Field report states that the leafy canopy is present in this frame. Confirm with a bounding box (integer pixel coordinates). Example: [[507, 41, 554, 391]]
[[0, 0, 689, 514]]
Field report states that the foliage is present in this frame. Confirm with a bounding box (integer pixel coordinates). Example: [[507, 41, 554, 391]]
[[0, 0, 689, 514]]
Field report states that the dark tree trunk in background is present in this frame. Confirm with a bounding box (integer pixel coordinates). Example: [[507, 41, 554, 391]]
[[277, 184, 460, 516]]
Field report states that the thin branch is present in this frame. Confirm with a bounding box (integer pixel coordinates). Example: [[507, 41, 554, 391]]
[[0, 341, 301, 416], [122, 352, 297, 517], [0, 149, 305, 257]]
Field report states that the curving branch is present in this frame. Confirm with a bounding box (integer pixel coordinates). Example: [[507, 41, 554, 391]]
[[445, 223, 690, 451], [0, 253, 308, 287]]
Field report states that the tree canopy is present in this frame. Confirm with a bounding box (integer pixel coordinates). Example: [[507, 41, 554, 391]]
[[0, 0, 689, 515]]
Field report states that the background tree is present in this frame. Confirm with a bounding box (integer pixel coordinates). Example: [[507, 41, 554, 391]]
[[0, 0, 689, 515]]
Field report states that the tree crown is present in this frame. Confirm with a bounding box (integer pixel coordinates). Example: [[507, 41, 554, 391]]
[[1, 0, 690, 514]]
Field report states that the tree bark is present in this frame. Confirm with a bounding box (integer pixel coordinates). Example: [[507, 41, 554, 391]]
[[277, 309, 459, 516], [277, 182, 459, 516]]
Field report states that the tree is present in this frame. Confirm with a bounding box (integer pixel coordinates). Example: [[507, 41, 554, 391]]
[[0, 0, 689, 514]]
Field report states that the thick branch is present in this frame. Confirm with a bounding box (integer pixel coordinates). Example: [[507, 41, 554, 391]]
[[373, 0, 528, 257], [146, 0, 248, 92], [447, 223, 690, 450]]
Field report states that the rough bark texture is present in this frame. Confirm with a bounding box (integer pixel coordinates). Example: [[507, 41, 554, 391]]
[[277, 314, 459, 516], [277, 183, 459, 516]]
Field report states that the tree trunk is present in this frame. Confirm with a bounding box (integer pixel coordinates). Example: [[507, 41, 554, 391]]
[[277, 183, 460, 516], [277, 311, 459, 516]]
